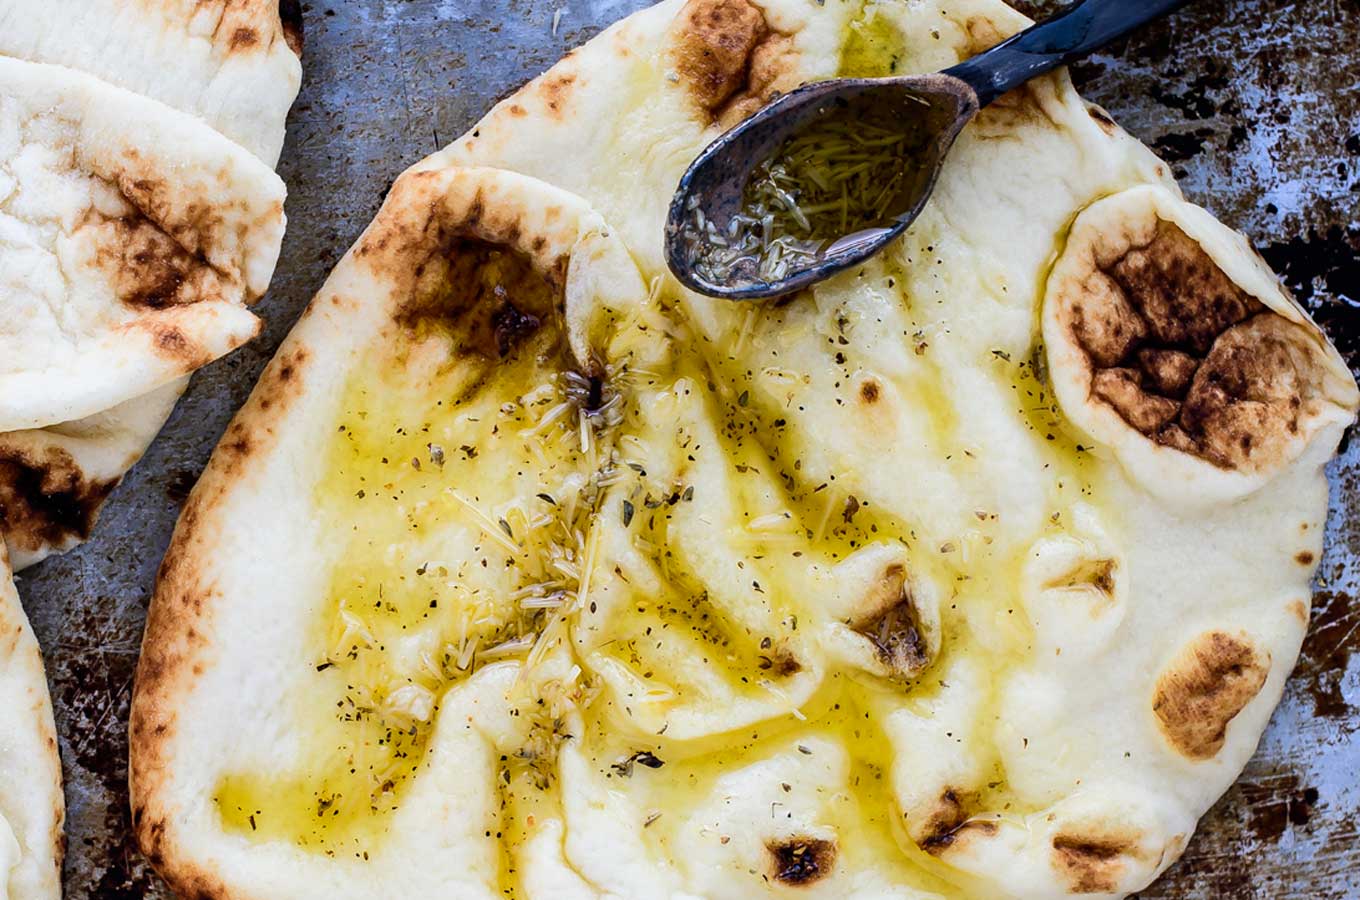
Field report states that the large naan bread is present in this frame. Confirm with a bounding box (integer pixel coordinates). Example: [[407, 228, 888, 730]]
[[0, 543, 63, 899], [130, 1, 1359, 898], [0, 0, 300, 568]]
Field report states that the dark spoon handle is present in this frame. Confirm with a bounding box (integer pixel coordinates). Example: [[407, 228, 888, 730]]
[[943, 0, 1194, 107]]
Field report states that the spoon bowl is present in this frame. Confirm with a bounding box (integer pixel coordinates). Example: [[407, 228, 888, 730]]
[[664, 75, 977, 300]]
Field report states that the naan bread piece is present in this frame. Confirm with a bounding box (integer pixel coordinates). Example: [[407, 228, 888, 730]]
[[0, 381, 183, 570], [0, 544, 63, 900], [0, 56, 284, 433], [0, 0, 302, 164], [133, 0, 1359, 898]]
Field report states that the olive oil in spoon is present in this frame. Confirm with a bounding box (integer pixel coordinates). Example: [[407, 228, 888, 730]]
[[687, 92, 938, 288]]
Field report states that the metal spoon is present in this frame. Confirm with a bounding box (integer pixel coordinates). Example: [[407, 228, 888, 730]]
[[665, 0, 1193, 300]]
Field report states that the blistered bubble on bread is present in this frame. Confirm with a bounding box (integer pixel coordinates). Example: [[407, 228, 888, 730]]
[[1043, 185, 1359, 506], [816, 545, 942, 681], [1152, 630, 1270, 761], [1020, 504, 1127, 660], [1077, 221, 1315, 470]]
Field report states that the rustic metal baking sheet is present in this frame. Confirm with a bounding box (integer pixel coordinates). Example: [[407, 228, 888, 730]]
[[14, 0, 1358, 895]]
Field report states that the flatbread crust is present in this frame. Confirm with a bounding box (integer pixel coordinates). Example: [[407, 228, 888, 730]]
[[131, 1, 1359, 898], [0, 0, 300, 568], [0, 542, 64, 900]]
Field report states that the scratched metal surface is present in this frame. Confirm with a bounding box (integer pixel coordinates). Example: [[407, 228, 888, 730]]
[[12, 0, 1358, 896]]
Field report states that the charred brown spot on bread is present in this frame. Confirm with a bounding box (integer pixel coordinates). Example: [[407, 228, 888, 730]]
[[1069, 271, 1147, 368], [1046, 557, 1118, 599], [849, 564, 931, 677], [859, 379, 881, 404], [1177, 315, 1324, 468], [1289, 599, 1309, 623], [0, 445, 117, 560], [973, 80, 1061, 133], [538, 71, 579, 117], [1296, 550, 1315, 565], [357, 177, 568, 292], [279, 0, 304, 55], [52, 818, 65, 867], [724, 34, 796, 126], [102, 217, 216, 309], [396, 239, 557, 361], [97, 167, 256, 318], [1135, 347, 1198, 397], [671, 0, 765, 110], [229, 26, 258, 49], [669, 0, 793, 126], [114, 221, 187, 306], [490, 301, 543, 356], [1086, 560, 1116, 594], [917, 789, 995, 854], [249, 345, 311, 429], [150, 325, 212, 370], [1092, 368, 1180, 433], [922, 818, 997, 856], [217, 420, 254, 463], [353, 173, 584, 375], [1066, 218, 1331, 471], [758, 644, 803, 676], [1153, 630, 1270, 759], [766, 836, 837, 885], [920, 788, 965, 847], [859, 595, 928, 674], [963, 15, 1007, 54], [131, 803, 232, 900], [114, 175, 225, 263], [132, 808, 164, 855], [1108, 221, 1262, 352], [133, 474, 220, 800], [1087, 104, 1117, 135], [1051, 832, 1137, 894]]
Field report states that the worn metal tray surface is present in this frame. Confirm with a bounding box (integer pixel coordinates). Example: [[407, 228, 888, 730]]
[[16, 0, 1358, 896]]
